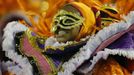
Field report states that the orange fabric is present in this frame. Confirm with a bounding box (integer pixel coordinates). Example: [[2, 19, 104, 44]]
[[17, 0, 73, 37], [17, 0, 44, 15], [99, 0, 112, 4], [115, 0, 134, 15], [17, 0, 53, 37], [2, 0, 133, 37], [77, 0, 121, 20], [90, 57, 131, 75], [125, 59, 134, 72], [3, 71, 15, 75], [77, 0, 102, 9], [16, 0, 121, 38], [98, 0, 134, 15], [0, 0, 19, 16]]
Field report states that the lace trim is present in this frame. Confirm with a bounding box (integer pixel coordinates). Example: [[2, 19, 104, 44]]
[[58, 11, 134, 75], [2, 21, 33, 75], [80, 48, 134, 73]]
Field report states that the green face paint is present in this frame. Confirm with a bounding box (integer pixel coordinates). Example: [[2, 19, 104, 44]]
[[51, 10, 84, 32], [51, 5, 84, 42]]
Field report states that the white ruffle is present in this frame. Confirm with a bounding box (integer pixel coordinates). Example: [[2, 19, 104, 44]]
[[82, 48, 134, 73], [58, 11, 134, 75], [2, 21, 33, 75], [2, 61, 32, 75], [45, 35, 90, 48]]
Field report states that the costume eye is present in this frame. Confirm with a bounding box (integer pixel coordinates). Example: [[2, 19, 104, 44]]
[[65, 19, 74, 23], [53, 10, 84, 29], [62, 16, 77, 26]]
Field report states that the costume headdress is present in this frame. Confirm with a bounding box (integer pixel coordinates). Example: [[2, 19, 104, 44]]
[[1, 0, 134, 38], [69, 2, 96, 40], [15, 0, 104, 40]]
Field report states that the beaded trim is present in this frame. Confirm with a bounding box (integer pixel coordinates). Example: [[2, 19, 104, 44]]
[[25, 29, 47, 52], [44, 35, 90, 51], [15, 32, 40, 74]]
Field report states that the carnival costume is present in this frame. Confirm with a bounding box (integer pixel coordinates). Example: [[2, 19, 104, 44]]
[[1, 0, 134, 75]]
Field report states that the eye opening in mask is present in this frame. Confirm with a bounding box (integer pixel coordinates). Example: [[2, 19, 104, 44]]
[[52, 10, 84, 30]]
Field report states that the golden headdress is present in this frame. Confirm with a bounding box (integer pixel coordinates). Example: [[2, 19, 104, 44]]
[[5, 0, 134, 39]]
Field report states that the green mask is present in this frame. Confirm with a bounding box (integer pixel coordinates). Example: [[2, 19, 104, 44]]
[[51, 9, 84, 32], [51, 5, 84, 42]]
